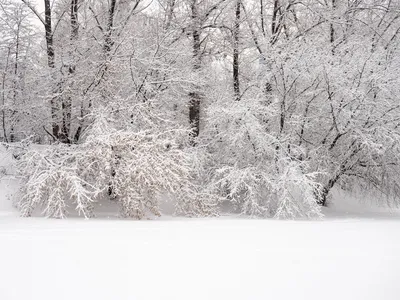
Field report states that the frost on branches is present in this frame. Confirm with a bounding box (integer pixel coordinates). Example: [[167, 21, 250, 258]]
[[267, 37, 400, 208], [204, 97, 323, 219], [15, 101, 217, 219], [6, 0, 400, 220]]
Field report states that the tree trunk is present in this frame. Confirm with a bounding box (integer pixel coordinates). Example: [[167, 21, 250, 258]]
[[271, 0, 279, 38], [10, 21, 20, 142], [44, 0, 54, 69], [44, 0, 60, 140], [317, 177, 338, 206], [189, 0, 202, 144], [60, 0, 79, 144], [74, 0, 116, 142], [330, 0, 336, 54], [1, 47, 11, 143], [104, 0, 117, 53], [260, 0, 265, 37], [233, 0, 241, 101]]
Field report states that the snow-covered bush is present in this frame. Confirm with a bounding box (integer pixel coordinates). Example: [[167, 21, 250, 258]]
[[16, 143, 96, 218], [15, 101, 217, 219], [203, 96, 322, 219]]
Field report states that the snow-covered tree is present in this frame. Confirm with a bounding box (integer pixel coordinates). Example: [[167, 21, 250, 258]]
[[3, 0, 399, 219], [15, 99, 218, 218]]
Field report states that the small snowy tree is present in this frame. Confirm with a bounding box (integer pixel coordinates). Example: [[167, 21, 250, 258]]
[[15, 100, 218, 219], [203, 95, 323, 219]]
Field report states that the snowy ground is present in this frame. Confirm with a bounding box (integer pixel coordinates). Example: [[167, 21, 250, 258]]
[[1, 152, 400, 299], [1, 200, 400, 299], [1, 215, 400, 300]]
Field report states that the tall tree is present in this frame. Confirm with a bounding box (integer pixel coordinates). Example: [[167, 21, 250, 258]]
[[232, 0, 241, 101], [188, 0, 227, 144], [21, 0, 61, 140]]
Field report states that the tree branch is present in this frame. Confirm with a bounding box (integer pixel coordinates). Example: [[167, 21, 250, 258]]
[[21, 0, 45, 26]]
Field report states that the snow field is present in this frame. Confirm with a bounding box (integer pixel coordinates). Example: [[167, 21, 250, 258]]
[[1, 216, 400, 300]]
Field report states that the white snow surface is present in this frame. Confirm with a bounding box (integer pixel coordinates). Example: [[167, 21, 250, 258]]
[[1, 215, 400, 300], [1, 148, 400, 300]]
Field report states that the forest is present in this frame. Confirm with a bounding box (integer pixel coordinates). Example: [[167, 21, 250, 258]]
[[1, 0, 400, 219]]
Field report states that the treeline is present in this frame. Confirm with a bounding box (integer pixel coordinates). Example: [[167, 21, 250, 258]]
[[1, 0, 400, 218]]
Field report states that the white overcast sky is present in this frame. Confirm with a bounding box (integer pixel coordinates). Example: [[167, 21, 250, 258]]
[[31, 0, 45, 13]]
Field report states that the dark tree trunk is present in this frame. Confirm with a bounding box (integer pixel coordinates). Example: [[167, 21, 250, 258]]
[[104, 0, 117, 53], [189, 0, 202, 144], [70, 0, 79, 42], [317, 171, 342, 206], [10, 21, 20, 143], [1, 47, 10, 143], [271, 0, 279, 37], [233, 0, 241, 101], [44, 0, 60, 140], [189, 91, 201, 141], [60, 0, 79, 144], [260, 0, 265, 37], [318, 179, 336, 206], [44, 0, 54, 69], [330, 0, 336, 54]]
